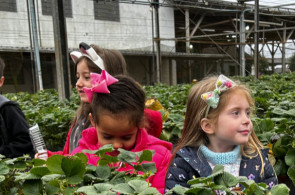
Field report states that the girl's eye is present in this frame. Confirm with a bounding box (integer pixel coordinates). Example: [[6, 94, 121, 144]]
[[232, 111, 239, 116], [246, 110, 251, 117], [103, 135, 113, 140], [85, 76, 90, 80], [122, 136, 132, 141]]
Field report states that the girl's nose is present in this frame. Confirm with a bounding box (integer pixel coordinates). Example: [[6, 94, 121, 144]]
[[113, 141, 123, 150], [242, 113, 251, 124], [76, 79, 82, 88]]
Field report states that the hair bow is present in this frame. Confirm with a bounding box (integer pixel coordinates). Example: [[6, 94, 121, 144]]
[[70, 42, 105, 70], [201, 74, 236, 117], [83, 70, 118, 103]]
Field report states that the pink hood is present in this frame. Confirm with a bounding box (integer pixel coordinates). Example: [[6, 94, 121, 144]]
[[71, 127, 172, 194]]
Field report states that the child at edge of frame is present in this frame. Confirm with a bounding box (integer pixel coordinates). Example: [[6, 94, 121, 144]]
[[164, 74, 278, 194]]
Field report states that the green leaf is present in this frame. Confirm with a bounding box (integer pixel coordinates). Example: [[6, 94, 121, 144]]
[[61, 156, 86, 184], [128, 180, 149, 193], [22, 179, 43, 195], [167, 185, 189, 195], [287, 165, 295, 185], [210, 165, 225, 177], [45, 180, 60, 195], [46, 155, 64, 174], [73, 152, 89, 165], [274, 159, 288, 176], [118, 149, 137, 164], [138, 187, 161, 195], [109, 171, 126, 185], [214, 172, 238, 188], [138, 150, 154, 163], [77, 186, 98, 195], [30, 166, 50, 176], [0, 162, 9, 174], [112, 183, 134, 194], [188, 177, 212, 185], [95, 165, 111, 181], [142, 162, 157, 174], [93, 183, 113, 192], [0, 175, 5, 182], [270, 183, 290, 195], [42, 174, 64, 182], [285, 148, 295, 166]]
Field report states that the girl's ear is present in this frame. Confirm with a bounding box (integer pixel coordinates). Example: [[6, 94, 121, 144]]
[[89, 113, 95, 127], [201, 118, 215, 135]]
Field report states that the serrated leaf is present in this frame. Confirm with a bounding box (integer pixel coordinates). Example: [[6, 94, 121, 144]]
[[73, 152, 89, 165], [61, 156, 86, 184], [214, 172, 238, 187], [138, 150, 154, 163], [270, 183, 290, 195], [0, 175, 5, 182], [46, 155, 64, 174], [93, 183, 114, 193], [167, 185, 189, 195], [142, 162, 157, 174], [45, 180, 60, 195], [0, 162, 9, 174], [118, 149, 137, 164], [77, 186, 98, 195], [188, 177, 212, 185], [42, 174, 64, 182], [138, 187, 161, 195], [112, 183, 134, 194], [22, 179, 43, 195], [287, 165, 295, 185], [128, 180, 149, 192], [30, 166, 50, 176], [285, 148, 295, 166], [95, 165, 111, 180]]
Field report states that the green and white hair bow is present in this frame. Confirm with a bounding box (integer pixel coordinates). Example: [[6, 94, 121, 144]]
[[201, 74, 236, 117]]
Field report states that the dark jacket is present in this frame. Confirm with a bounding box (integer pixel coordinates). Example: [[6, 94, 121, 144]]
[[0, 95, 33, 158], [165, 146, 278, 193]]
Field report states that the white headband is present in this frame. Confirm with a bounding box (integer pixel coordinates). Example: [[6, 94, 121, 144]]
[[70, 42, 105, 70]]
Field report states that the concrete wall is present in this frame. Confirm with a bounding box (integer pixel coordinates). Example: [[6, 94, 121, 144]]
[[0, 0, 175, 52]]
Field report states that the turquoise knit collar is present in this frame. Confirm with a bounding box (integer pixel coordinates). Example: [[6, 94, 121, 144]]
[[200, 145, 241, 165]]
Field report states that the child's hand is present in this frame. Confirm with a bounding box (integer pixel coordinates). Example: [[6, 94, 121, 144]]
[[35, 152, 48, 160]]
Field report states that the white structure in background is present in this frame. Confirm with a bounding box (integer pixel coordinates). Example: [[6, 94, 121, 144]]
[[0, 0, 176, 92]]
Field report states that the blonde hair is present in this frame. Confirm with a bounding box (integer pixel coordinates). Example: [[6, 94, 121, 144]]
[[173, 75, 265, 175]]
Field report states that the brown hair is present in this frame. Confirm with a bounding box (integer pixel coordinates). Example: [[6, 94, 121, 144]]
[[90, 75, 145, 128], [172, 75, 265, 175], [72, 44, 127, 128]]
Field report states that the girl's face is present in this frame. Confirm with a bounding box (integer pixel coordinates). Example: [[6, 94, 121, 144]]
[[76, 60, 92, 103], [91, 114, 138, 156], [207, 90, 252, 152]]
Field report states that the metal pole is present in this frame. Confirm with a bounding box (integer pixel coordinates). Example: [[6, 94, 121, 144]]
[[185, 9, 192, 82], [154, 0, 161, 83], [150, 6, 156, 84], [240, 10, 246, 76], [28, 0, 43, 90], [282, 22, 286, 73], [52, 0, 71, 100], [254, 0, 259, 79], [26, 0, 36, 93]]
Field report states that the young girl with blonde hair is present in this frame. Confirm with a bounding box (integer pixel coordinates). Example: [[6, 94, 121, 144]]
[[165, 74, 277, 192]]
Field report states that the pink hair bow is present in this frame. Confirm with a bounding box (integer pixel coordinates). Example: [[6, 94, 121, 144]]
[[83, 70, 118, 103]]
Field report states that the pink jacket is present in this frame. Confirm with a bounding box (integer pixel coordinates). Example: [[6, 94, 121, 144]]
[[47, 109, 163, 157], [71, 127, 172, 194]]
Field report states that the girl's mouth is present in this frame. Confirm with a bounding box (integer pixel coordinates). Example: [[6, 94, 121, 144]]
[[239, 130, 250, 135]]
